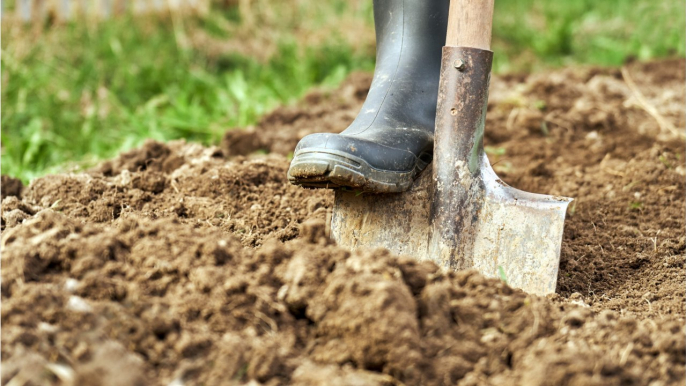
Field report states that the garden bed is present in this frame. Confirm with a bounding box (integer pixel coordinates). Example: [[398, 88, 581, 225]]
[[2, 58, 684, 385]]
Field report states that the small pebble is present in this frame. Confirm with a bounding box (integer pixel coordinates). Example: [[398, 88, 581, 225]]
[[67, 296, 93, 313], [38, 322, 58, 333], [64, 278, 79, 293]]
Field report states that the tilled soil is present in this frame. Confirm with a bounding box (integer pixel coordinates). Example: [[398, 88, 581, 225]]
[[2, 59, 684, 385]]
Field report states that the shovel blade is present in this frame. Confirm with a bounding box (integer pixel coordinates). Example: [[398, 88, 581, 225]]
[[471, 154, 572, 295], [331, 157, 572, 296]]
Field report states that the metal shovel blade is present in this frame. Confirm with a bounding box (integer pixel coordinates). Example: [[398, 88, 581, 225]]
[[464, 153, 572, 295], [331, 46, 572, 295], [331, 162, 571, 295]]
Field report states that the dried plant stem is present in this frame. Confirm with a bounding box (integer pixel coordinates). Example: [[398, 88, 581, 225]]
[[621, 66, 684, 139]]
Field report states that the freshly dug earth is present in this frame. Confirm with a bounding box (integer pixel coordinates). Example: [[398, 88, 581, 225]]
[[2, 59, 684, 385]]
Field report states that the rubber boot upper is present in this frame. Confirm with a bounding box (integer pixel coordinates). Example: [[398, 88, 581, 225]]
[[289, 0, 449, 192]]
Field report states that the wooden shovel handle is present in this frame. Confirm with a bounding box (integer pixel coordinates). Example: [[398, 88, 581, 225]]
[[446, 0, 494, 50]]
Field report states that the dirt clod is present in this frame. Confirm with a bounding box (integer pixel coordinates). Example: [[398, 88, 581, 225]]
[[1, 175, 23, 199]]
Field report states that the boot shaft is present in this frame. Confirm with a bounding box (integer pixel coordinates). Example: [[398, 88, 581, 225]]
[[287, 0, 450, 193], [347, 0, 450, 135]]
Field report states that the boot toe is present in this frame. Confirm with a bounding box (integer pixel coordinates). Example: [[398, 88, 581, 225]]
[[294, 133, 419, 172], [288, 133, 430, 193]]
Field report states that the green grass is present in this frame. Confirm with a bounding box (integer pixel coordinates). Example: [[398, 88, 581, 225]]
[[492, 0, 685, 72], [1, 8, 375, 182], [2, 0, 684, 182]]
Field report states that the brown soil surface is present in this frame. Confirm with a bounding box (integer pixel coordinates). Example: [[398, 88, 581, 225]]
[[2, 59, 684, 385]]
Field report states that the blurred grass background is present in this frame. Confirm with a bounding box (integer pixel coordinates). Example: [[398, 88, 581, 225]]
[[2, 0, 684, 182]]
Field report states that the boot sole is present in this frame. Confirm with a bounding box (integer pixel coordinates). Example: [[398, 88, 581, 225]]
[[287, 149, 429, 193]]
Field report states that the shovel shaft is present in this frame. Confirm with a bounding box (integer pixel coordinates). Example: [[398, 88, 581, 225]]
[[446, 0, 494, 49], [431, 0, 495, 269], [429, 47, 493, 269]]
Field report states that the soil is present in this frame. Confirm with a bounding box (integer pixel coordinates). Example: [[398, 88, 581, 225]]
[[2, 58, 684, 386]]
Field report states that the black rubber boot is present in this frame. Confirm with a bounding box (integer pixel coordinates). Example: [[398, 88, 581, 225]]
[[287, 0, 449, 193]]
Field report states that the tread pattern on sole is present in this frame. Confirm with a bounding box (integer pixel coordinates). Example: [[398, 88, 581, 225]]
[[287, 149, 425, 193]]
